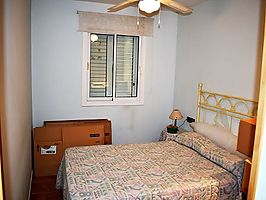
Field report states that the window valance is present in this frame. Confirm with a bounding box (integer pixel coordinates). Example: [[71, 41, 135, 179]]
[[78, 11, 154, 36]]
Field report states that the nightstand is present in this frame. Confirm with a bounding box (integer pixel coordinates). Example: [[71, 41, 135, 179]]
[[241, 159, 252, 195], [237, 118, 256, 196], [159, 128, 186, 141]]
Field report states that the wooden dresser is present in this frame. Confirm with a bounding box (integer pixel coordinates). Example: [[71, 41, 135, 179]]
[[33, 119, 112, 176]]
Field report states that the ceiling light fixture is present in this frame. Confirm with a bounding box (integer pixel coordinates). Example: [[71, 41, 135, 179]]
[[138, 0, 160, 14]]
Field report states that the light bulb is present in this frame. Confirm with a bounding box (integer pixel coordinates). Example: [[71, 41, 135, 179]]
[[152, 0, 160, 12], [138, 0, 160, 14]]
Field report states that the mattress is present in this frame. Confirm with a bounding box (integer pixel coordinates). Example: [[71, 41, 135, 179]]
[[56, 132, 244, 200]]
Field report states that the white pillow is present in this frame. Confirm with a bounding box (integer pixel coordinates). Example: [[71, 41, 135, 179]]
[[214, 111, 230, 130], [190, 122, 237, 153]]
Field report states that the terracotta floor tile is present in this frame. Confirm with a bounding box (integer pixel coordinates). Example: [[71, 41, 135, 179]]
[[30, 176, 62, 200]]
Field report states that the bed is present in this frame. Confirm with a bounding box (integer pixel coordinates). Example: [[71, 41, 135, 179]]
[[56, 83, 258, 200]]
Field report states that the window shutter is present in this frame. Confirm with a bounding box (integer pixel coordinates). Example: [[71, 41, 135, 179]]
[[116, 35, 139, 98], [90, 34, 114, 97]]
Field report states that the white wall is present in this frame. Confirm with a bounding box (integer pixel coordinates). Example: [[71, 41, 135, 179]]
[[31, 0, 178, 144], [174, 0, 261, 123], [0, 0, 32, 199]]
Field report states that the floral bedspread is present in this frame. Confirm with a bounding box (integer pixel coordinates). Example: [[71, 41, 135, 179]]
[[56, 132, 244, 200]]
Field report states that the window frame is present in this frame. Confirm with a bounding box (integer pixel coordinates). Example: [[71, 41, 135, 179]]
[[82, 32, 145, 106]]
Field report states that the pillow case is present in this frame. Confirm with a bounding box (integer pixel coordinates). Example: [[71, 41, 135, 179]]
[[190, 122, 248, 159], [214, 111, 230, 129], [190, 122, 237, 153], [175, 131, 245, 193]]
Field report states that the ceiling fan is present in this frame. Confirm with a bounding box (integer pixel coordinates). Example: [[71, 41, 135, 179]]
[[107, 0, 193, 15]]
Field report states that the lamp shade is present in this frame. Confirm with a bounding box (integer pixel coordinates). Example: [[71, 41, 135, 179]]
[[169, 109, 183, 120]]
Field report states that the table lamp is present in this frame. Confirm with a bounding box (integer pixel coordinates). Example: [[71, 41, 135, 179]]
[[168, 109, 183, 132]]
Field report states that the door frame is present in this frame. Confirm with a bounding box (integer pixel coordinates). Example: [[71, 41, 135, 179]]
[[248, 3, 266, 199]]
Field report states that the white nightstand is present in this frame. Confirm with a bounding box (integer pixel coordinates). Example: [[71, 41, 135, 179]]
[[159, 128, 186, 141]]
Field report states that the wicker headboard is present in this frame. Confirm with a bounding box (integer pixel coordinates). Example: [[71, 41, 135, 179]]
[[196, 83, 258, 132]]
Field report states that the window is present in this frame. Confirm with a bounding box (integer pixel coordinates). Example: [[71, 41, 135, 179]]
[[82, 32, 144, 106]]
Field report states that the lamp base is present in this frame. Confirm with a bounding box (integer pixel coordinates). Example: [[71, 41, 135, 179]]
[[167, 125, 179, 133]]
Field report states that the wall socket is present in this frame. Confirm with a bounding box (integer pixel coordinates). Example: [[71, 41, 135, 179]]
[[187, 116, 195, 123]]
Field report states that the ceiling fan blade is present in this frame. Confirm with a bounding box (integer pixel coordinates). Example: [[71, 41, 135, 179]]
[[160, 0, 193, 15], [107, 0, 140, 12]]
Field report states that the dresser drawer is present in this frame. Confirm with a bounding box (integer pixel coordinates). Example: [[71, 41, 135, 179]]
[[62, 125, 105, 150], [34, 141, 63, 176]]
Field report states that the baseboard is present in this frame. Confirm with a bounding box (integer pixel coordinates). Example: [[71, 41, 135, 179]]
[[27, 170, 33, 200]]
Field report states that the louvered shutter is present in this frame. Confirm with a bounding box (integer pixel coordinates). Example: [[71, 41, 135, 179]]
[[89, 34, 114, 97], [89, 34, 139, 99], [116, 35, 139, 97]]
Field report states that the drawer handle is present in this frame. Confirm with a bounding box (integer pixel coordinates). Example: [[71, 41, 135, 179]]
[[36, 143, 60, 152], [90, 133, 100, 138], [43, 145, 51, 149]]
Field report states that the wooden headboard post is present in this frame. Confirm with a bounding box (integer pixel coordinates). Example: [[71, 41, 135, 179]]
[[196, 83, 203, 123]]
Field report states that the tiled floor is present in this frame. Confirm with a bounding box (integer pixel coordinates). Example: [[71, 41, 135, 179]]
[[30, 176, 62, 200]]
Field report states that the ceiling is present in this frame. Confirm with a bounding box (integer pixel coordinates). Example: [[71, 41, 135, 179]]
[[77, 0, 207, 7]]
